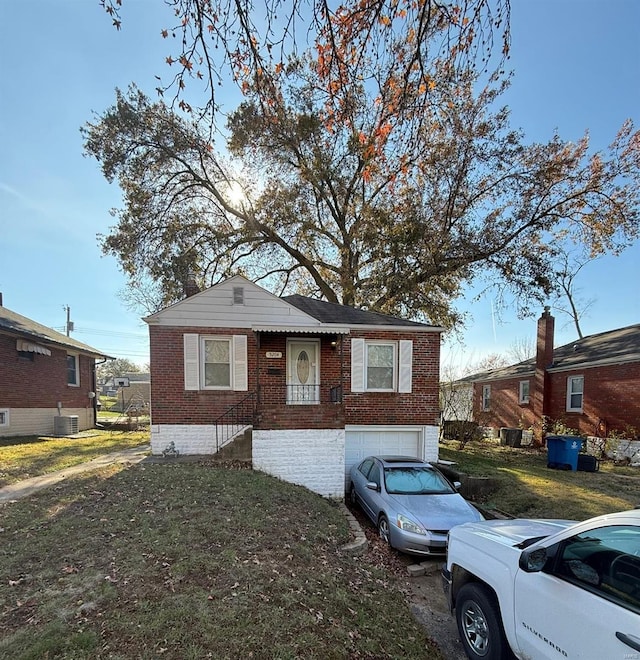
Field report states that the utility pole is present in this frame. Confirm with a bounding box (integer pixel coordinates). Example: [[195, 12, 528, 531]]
[[63, 305, 74, 336]]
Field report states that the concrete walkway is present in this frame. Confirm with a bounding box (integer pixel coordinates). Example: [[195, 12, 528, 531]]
[[0, 444, 150, 504]]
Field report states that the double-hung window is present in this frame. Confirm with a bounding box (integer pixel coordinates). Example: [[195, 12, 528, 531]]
[[366, 342, 396, 391], [183, 334, 248, 392], [67, 354, 79, 386], [519, 380, 530, 404], [202, 337, 231, 389], [0, 409, 9, 428], [482, 385, 491, 411], [350, 338, 413, 393], [566, 375, 584, 412]]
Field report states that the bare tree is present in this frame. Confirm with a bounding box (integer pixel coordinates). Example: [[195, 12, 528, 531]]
[[551, 251, 599, 339], [507, 336, 535, 363]]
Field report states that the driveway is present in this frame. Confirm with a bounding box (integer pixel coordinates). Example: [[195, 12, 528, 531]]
[[348, 502, 467, 660]]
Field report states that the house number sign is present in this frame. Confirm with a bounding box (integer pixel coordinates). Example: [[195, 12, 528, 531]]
[[265, 351, 282, 359]]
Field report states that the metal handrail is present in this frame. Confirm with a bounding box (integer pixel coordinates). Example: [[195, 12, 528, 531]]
[[214, 392, 257, 453]]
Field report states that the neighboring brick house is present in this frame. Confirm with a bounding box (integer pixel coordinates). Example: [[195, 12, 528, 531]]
[[145, 275, 443, 497], [0, 295, 111, 437], [468, 308, 640, 443]]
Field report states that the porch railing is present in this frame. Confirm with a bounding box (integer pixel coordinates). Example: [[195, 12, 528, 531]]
[[286, 384, 320, 404], [290, 384, 343, 404], [214, 392, 257, 453]]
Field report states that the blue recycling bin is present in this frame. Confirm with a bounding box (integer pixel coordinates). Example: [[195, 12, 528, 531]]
[[547, 435, 583, 471]]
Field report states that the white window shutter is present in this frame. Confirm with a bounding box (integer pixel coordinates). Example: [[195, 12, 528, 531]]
[[184, 334, 200, 390], [351, 338, 365, 392], [233, 334, 248, 391], [398, 340, 413, 393]]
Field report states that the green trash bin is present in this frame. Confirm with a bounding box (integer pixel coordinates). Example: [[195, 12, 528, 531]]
[[547, 435, 583, 471]]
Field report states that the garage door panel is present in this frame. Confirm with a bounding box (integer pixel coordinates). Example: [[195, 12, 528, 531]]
[[345, 428, 421, 487]]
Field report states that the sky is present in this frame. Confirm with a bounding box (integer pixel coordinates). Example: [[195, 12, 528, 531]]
[[1, 0, 639, 372]]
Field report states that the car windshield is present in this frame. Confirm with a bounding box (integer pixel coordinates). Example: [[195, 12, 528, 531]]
[[384, 466, 455, 495]]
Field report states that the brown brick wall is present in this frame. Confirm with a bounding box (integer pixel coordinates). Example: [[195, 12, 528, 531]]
[[472, 376, 536, 431], [473, 362, 640, 437], [0, 333, 97, 408], [344, 330, 441, 426], [150, 327, 442, 429], [149, 326, 259, 425]]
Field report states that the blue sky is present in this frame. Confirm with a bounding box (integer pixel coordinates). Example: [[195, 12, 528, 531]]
[[1, 0, 638, 370]]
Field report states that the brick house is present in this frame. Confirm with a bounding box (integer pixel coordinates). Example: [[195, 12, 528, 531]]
[[145, 276, 443, 497], [0, 295, 111, 437], [468, 308, 640, 443]]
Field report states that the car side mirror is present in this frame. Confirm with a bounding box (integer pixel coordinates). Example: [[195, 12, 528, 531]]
[[519, 547, 548, 572], [366, 481, 379, 492], [453, 481, 462, 490]]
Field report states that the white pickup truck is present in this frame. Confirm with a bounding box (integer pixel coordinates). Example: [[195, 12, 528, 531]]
[[442, 509, 640, 659]]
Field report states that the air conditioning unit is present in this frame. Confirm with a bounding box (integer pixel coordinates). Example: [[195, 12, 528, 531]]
[[54, 415, 79, 436]]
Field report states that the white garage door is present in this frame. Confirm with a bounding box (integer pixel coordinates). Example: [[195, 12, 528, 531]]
[[345, 427, 422, 488]]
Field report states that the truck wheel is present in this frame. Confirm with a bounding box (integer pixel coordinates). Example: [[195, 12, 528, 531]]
[[455, 583, 510, 660]]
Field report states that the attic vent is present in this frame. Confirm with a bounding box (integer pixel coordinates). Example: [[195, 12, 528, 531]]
[[233, 287, 244, 305]]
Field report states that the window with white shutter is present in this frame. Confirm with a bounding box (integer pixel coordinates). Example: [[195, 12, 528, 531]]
[[398, 340, 413, 393], [350, 338, 413, 393], [183, 333, 248, 391], [184, 334, 200, 390]]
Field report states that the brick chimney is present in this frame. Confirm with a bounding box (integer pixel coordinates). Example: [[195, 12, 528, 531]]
[[533, 306, 555, 444], [184, 274, 200, 298]]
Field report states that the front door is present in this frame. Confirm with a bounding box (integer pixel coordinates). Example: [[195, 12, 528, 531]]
[[287, 340, 320, 404]]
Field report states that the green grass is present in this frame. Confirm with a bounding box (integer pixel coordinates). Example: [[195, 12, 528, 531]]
[[0, 462, 441, 659], [440, 438, 640, 520], [0, 431, 149, 488], [3, 432, 639, 658]]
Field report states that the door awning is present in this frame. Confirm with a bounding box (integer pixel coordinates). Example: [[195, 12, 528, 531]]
[[252, 325, 350, 335], [16, 339, 52, 356]]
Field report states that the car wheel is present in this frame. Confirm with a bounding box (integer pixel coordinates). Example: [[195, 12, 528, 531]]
[[378, 515, 392, 547], [350, 486, 358, 506], [455, 583, 510, 660]]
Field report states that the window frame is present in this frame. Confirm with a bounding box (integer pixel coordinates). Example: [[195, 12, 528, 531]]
[[566, 375, 584, 412], [364, 341, 397, 392], [358, 458, 375, 480], [67, 353, 79, 387], [482, 384, 491, 411], [551, 524, 640, 614], [200, 336, 233, 390], [0, 409, 9, 428], [519, 380, 530, 405]]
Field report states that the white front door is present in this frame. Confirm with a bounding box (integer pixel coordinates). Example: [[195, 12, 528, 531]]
[[287, 340, 320, 404]]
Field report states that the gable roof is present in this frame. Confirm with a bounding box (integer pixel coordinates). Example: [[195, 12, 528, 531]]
[[466, 323, 640, 383], [145, 275, 442, 332], [282, 295, 438, 328], [0, 305, 111, 359]]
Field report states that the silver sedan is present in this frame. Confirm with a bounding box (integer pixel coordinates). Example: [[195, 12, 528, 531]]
[[349, 455, 483, 556]]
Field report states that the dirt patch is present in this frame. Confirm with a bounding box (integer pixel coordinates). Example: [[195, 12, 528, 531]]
[[347, 503, 467, 659]]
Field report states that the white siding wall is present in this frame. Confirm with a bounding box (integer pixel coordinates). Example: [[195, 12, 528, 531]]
[[0, 408, 94, 438], [253, 429, 346, 499], [146, 275, 319, 328]]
